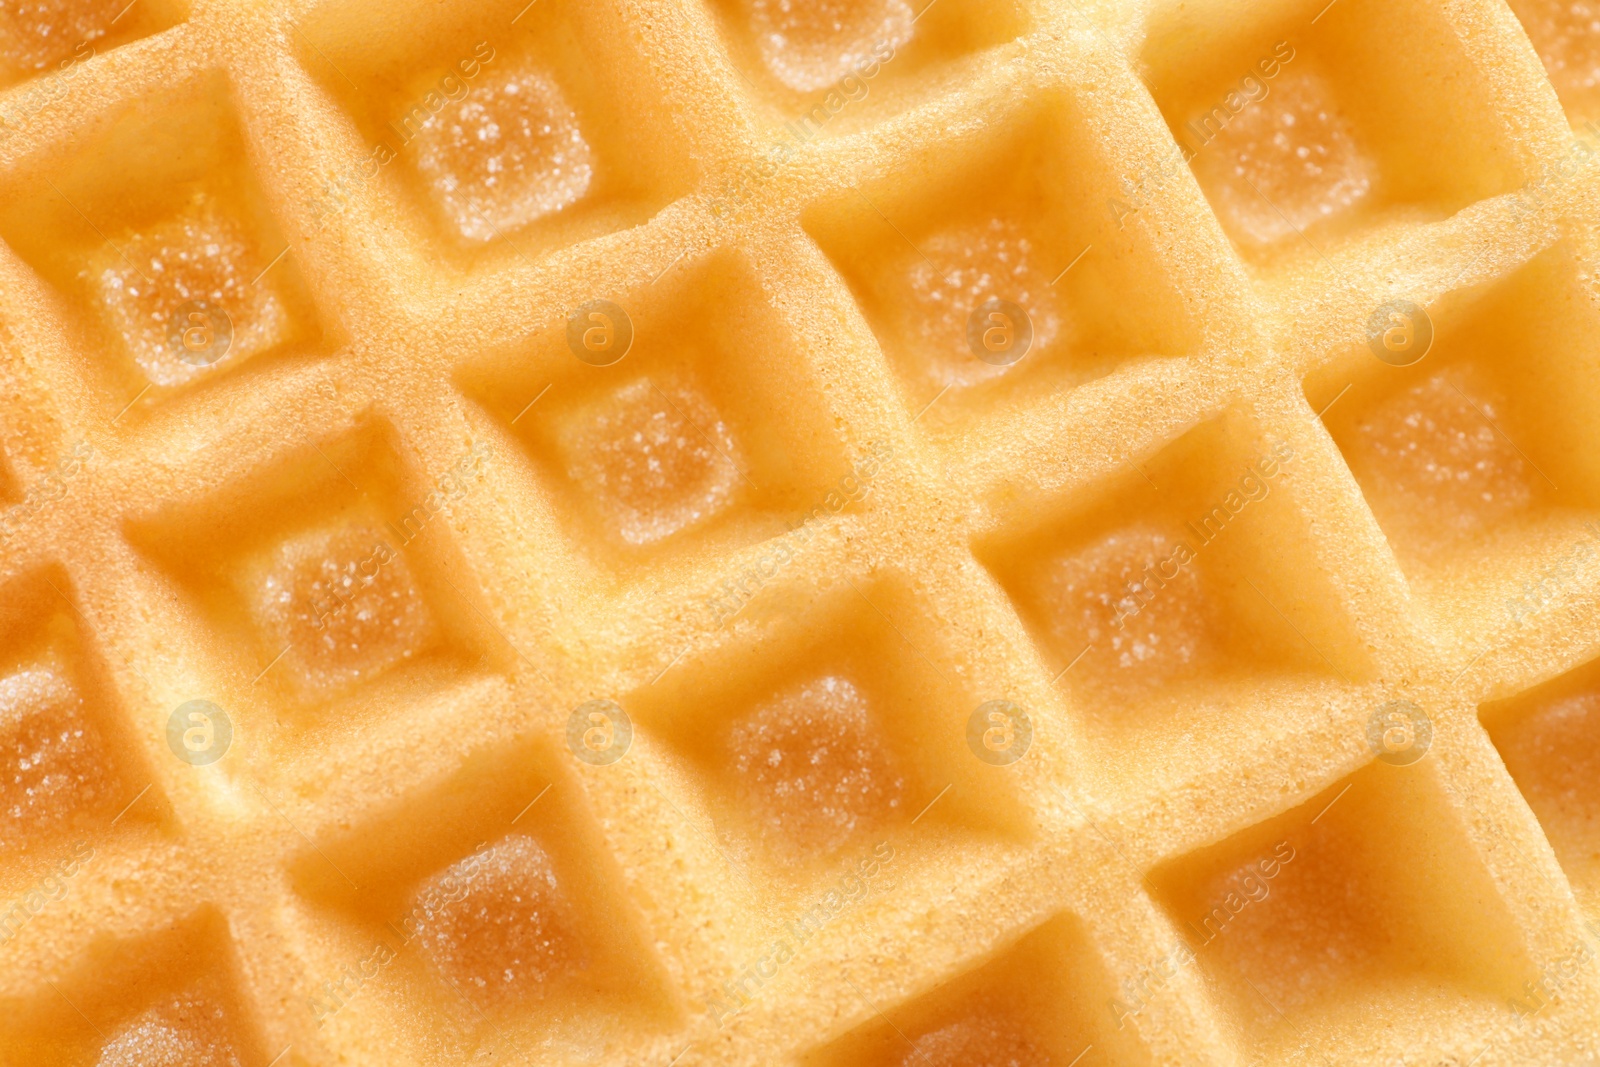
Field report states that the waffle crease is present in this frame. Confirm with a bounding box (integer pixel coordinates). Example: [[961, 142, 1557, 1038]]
[[2, 0, 1600, 1063]]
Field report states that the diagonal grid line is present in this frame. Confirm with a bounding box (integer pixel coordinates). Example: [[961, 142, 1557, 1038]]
[[911, 384, 951, 424], [1051, 643, 1092, 685], [1451, 646, 1489, 685], [649, 782, 762, 897], [841, 973, 938, 1067], [311, 441, 365, 496], [1050, 244, 1093, 286], [1053, 0, 1125, 61], [1314, 381, 1352, 420], [1240, 972, 1335, 1067], [510, 382, 552, 425], [249, 781, 360, 891], [1309, 781, 1352, 824], [511, 783, 552, 824], [110, 782, 152, 825], [48, 980, 106, 1038], [114, 383, 152, 422], [1236, 171, 1334, 271], [250, 245, 292, 287], [1242, 577, 1352, 684], [293, 25, 359, 93], [853, 187, 931, 269], [909, 783, 951, 826], [843, 577, 949, 682], [437, 572, 553, 687], [472, 206, 534, 267], [1124, 457, 1161, 494], [650, 643, 691, 685], [253, 643, 292, 685], [379, 915, 504, 1038], [1240, 972, 1288, 1020], [1054, 786, 1163, 900], [47, 177, 152, 284], [646, 377, 758, 492], [1449, 382, 1558, 491], [42, 576, 151, 686], [649, 249, 688, 286]]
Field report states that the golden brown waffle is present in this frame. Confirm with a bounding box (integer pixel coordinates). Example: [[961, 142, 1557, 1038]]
[[5, 0, 1600, 1063]]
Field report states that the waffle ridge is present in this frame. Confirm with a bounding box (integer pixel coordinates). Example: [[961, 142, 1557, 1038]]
[[3, 0, 1600, 1063]]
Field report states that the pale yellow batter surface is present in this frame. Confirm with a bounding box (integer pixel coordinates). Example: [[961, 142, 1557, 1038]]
[[3, 0, 1600, 1063]]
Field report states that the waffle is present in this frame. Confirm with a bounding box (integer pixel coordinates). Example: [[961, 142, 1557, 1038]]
[[3, 0, 1600, 1062]]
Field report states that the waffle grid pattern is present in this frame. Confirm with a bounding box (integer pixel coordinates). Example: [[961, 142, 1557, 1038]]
[[3, 0, 1600, 1063]]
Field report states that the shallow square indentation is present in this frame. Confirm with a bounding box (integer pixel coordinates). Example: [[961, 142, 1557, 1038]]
[[465, 249, 855, 573], [0, 73, 324, 415], [236, 518, 442, 703], [1151, 762, 1530, 1059], [553, 375, 742, 549], [702, 0, 1027, 132], [0, 0, 181, 91], [1507, 0, 1600, 123], [126, 426, 490, 742], [95, 984, 254, 1067], [804, 97, 1199, 438], [0, 910, 266, 1066], [1142, 0, 1524, 264], [803, 913, 1151, 1066], [629, 576, 1031, 897], [0, 571, 153, 861], [291, 739, 675, 1042], [1311, 243, 1600, 633], [297, 0, 695, 261], [1484, 656, 1600, 919], [982, 413, 1368, 742]]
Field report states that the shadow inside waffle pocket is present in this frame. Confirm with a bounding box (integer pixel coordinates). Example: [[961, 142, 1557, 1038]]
[[294, 0, 697, 265], [457, 246, 859, 580], [1309, 239, 1600, 643], [0, 568, 165, 865], [803, 90, 1202, 440], [801, 912, 1155, 1066], [979, 409, 1373, 740], [699, 0, 1029, 132], [0, 69, 326, 418], [0, 0, 185, 96], [1483, 654, 1600, 930], [623, 572, 1035, 900], [1148, 759, 1536, 1062], [121, 421, 499, 749], [0, 907, 270, 1067], [287, 734, 678, 1041], [1139, 0, 1528, 266]]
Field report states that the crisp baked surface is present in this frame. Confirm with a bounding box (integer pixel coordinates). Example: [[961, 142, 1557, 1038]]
[[3, 0, 1600, 1063]]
